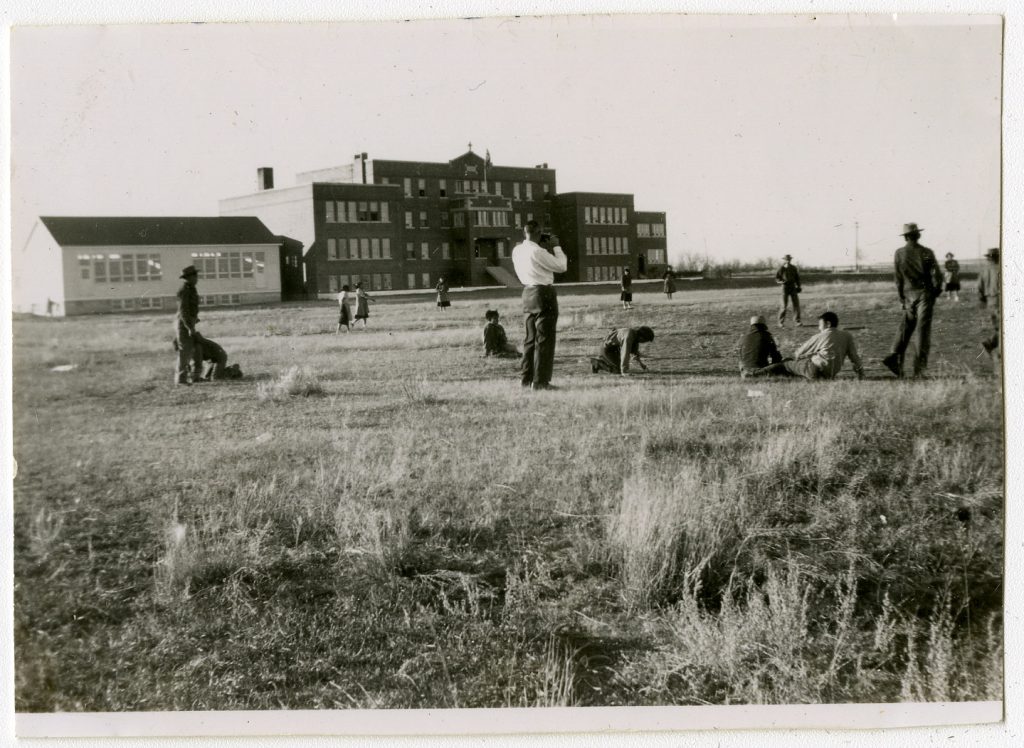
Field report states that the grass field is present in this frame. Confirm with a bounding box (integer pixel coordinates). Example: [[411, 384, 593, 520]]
[[12, 280, 1003, 710]]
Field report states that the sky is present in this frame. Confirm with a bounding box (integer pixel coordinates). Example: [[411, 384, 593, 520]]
[[9, 13, 1002, 300]]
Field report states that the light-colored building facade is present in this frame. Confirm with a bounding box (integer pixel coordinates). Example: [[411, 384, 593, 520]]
[[20, 216, 287, 316]]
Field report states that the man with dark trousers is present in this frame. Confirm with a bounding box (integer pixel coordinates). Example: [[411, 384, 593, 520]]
[[882, 223, 944, 378], [775, 254, 802, 327], [174, 265, 202, 385], [978, 247, 1001, 371], [511, 220, 567, 390]]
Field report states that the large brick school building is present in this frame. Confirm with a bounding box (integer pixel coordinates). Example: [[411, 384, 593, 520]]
[[220, 149, 667, 298]]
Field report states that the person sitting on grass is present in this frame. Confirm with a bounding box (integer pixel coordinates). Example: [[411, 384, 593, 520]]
[[482, 309, 519, 358], [172, 332, 242, 381], [752, 311, 863, 380], [590, 326, 654, 376], [738, 314, 784, 378]]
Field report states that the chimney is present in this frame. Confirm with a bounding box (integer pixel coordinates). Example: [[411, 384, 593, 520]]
[[257, 167, 274, 191]]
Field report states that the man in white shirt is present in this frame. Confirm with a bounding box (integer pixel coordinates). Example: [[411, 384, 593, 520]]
[[511, 220, 568, 390]]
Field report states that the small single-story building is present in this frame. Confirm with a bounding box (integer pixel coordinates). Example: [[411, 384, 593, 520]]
[[18, 216, 299, 316]]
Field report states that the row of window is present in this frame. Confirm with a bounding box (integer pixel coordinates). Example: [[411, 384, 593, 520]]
[[327, 237, 393, 261], [584, 236, 631, 256], [646, 248, 667, 264], [328, 274, 394, 293], [585, 265, 626, 282], [110, 297, 165, 311], [405, 242, 452, 261], [190, 252, 267, 280], [637, 223, 666, 237], [78, 253, 163, 283], [389, 177, 551, 201], [584, 206, 629, 225], [325, 200, 390, 224]]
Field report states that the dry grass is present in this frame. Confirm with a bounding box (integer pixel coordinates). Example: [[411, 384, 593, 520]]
[[11, 281, 1002, 710]]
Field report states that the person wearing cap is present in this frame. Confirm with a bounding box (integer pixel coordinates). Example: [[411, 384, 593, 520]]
[[978, 247, 1001, 369], [753, 311, 863, 380], [174, 265, 202, 385], [943, 252, 961, 302], [738, 315, 784, 378], [512, 221, 567, 390], [590, 326, 655, 376], [482, 309, 519, 358], [775, 254, 802, 327], [881, 223, 944, 378]]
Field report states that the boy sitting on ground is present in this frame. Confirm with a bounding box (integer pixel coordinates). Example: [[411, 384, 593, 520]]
[[482, 310, 520, 358]]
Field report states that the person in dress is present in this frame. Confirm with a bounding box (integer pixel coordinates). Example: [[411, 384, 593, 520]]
[[943, 252, 961, 302], [482, 310, 519, 358], [336, 284, 352, 333], [620, 268, 634, 310], [436, 277, 451, 311], [354, 282, 375, 328], [590, 326, 654, 376], [663, 268, 676, 300]]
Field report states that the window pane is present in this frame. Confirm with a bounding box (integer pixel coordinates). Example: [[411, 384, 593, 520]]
[[382, 238, 391, 259], [380, 202, 389, 223], [371, 238, 381, 259], [360, 238, 370, 259]]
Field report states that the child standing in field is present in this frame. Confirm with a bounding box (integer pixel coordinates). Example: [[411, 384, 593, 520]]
[[354, 282, 374, 328], [436, 277, 451, 311], [944, 252, 961, 301], [336, 284, 352, 333], [663, 268, 676, 300], [482, 309, 519, 358], [620, 268, 634, 310]]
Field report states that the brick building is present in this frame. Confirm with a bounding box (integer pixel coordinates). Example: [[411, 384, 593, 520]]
[[219, 149, 667, 297]]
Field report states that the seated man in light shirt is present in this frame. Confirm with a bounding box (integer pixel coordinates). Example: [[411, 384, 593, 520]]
[[753, 311, 864, 380], [511, 220, 568, 390]]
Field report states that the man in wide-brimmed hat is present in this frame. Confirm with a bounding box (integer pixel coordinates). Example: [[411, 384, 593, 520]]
[[978, 247, 1001, 373], [881, 223, 944, 378], [174, 265, 203, 385], [775, 254, 802, 327]]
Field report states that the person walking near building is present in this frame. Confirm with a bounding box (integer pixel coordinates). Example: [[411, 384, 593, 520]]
[[753, 311, 863, 380], [436, 277, 451, 311], [336, 284, 352, 333], [512, 222, 567, 390], [663, 268, 676, 300], [738, 315, 784, 378], [354, 282, 375, 328], [482, 309, 519, 358], [881, 223, 944, 378], [174, 265, 202, 385], [943, 252, 961, 301], [590, 326, 654, 376], [775, 254, 802, 327], [620, 268, 634, 310], [978, 247, 1001, 371]]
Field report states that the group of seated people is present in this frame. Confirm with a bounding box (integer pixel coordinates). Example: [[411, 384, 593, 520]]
[[481, 308, 862, 382]]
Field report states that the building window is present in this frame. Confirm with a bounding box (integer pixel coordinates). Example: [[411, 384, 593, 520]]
[[637, 223, 650, 238], [440, 211, 450, 228], [407, 272, 416, 289], [325, 202, 336, 223], [441, 242, 450, 260], [494, 181, 502, 196], [513, 182, 520, 200], [525, 183, 533, 200], [623, 237, 629, 252], [476, 211, 490, 227], [420, 242, 429, 260], [110, 298, 136, 311], [418, 178, 426, 197], [344, 238, 354, 260], [371, 238, 381, 260], [497, 240, 505, 259], [514, 213, 521, 228], [585, 237, 593, 255], [327, 238, 338, 260], [585, 266, 594, 281], [78, 255, 91, 279], [405, 211, 413, 229], [328, 275, 338, 293], [421, 272, 430, 288], [454, 213, 466, 228], [544, 183, 551, 197], [406, 242, 415, 260], [382, 238, 392, 259], [138, 297, 163, 309], [382, 274, 393, 290], [439, 179, 447, 197], [652, 223, 665, 237], [647, 248, 666, 264], [584, 207, 592, 224], [404, 177, 412, 197], [419, 211, 428, 229], [526, 213, 533, 224], [360, 238, 370, 259]]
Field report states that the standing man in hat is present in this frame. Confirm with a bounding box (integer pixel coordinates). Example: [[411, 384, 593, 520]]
[[775, 254, 802, 327], [978, 247, 1001, 370], [512, 221, 567, 390], [174, 264, 202, 385], [882, 223, 944, 378]]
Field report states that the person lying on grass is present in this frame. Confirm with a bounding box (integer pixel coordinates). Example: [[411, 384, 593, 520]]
[[751, 311, 863, 380], [590, 326, 654, 376], [482, 309, 520, 358]]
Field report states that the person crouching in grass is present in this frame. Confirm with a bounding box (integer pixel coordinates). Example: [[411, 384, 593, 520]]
[[483, 309, 520, 358], [590, 326, 654, 376], [752, 311, 863, 380]]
